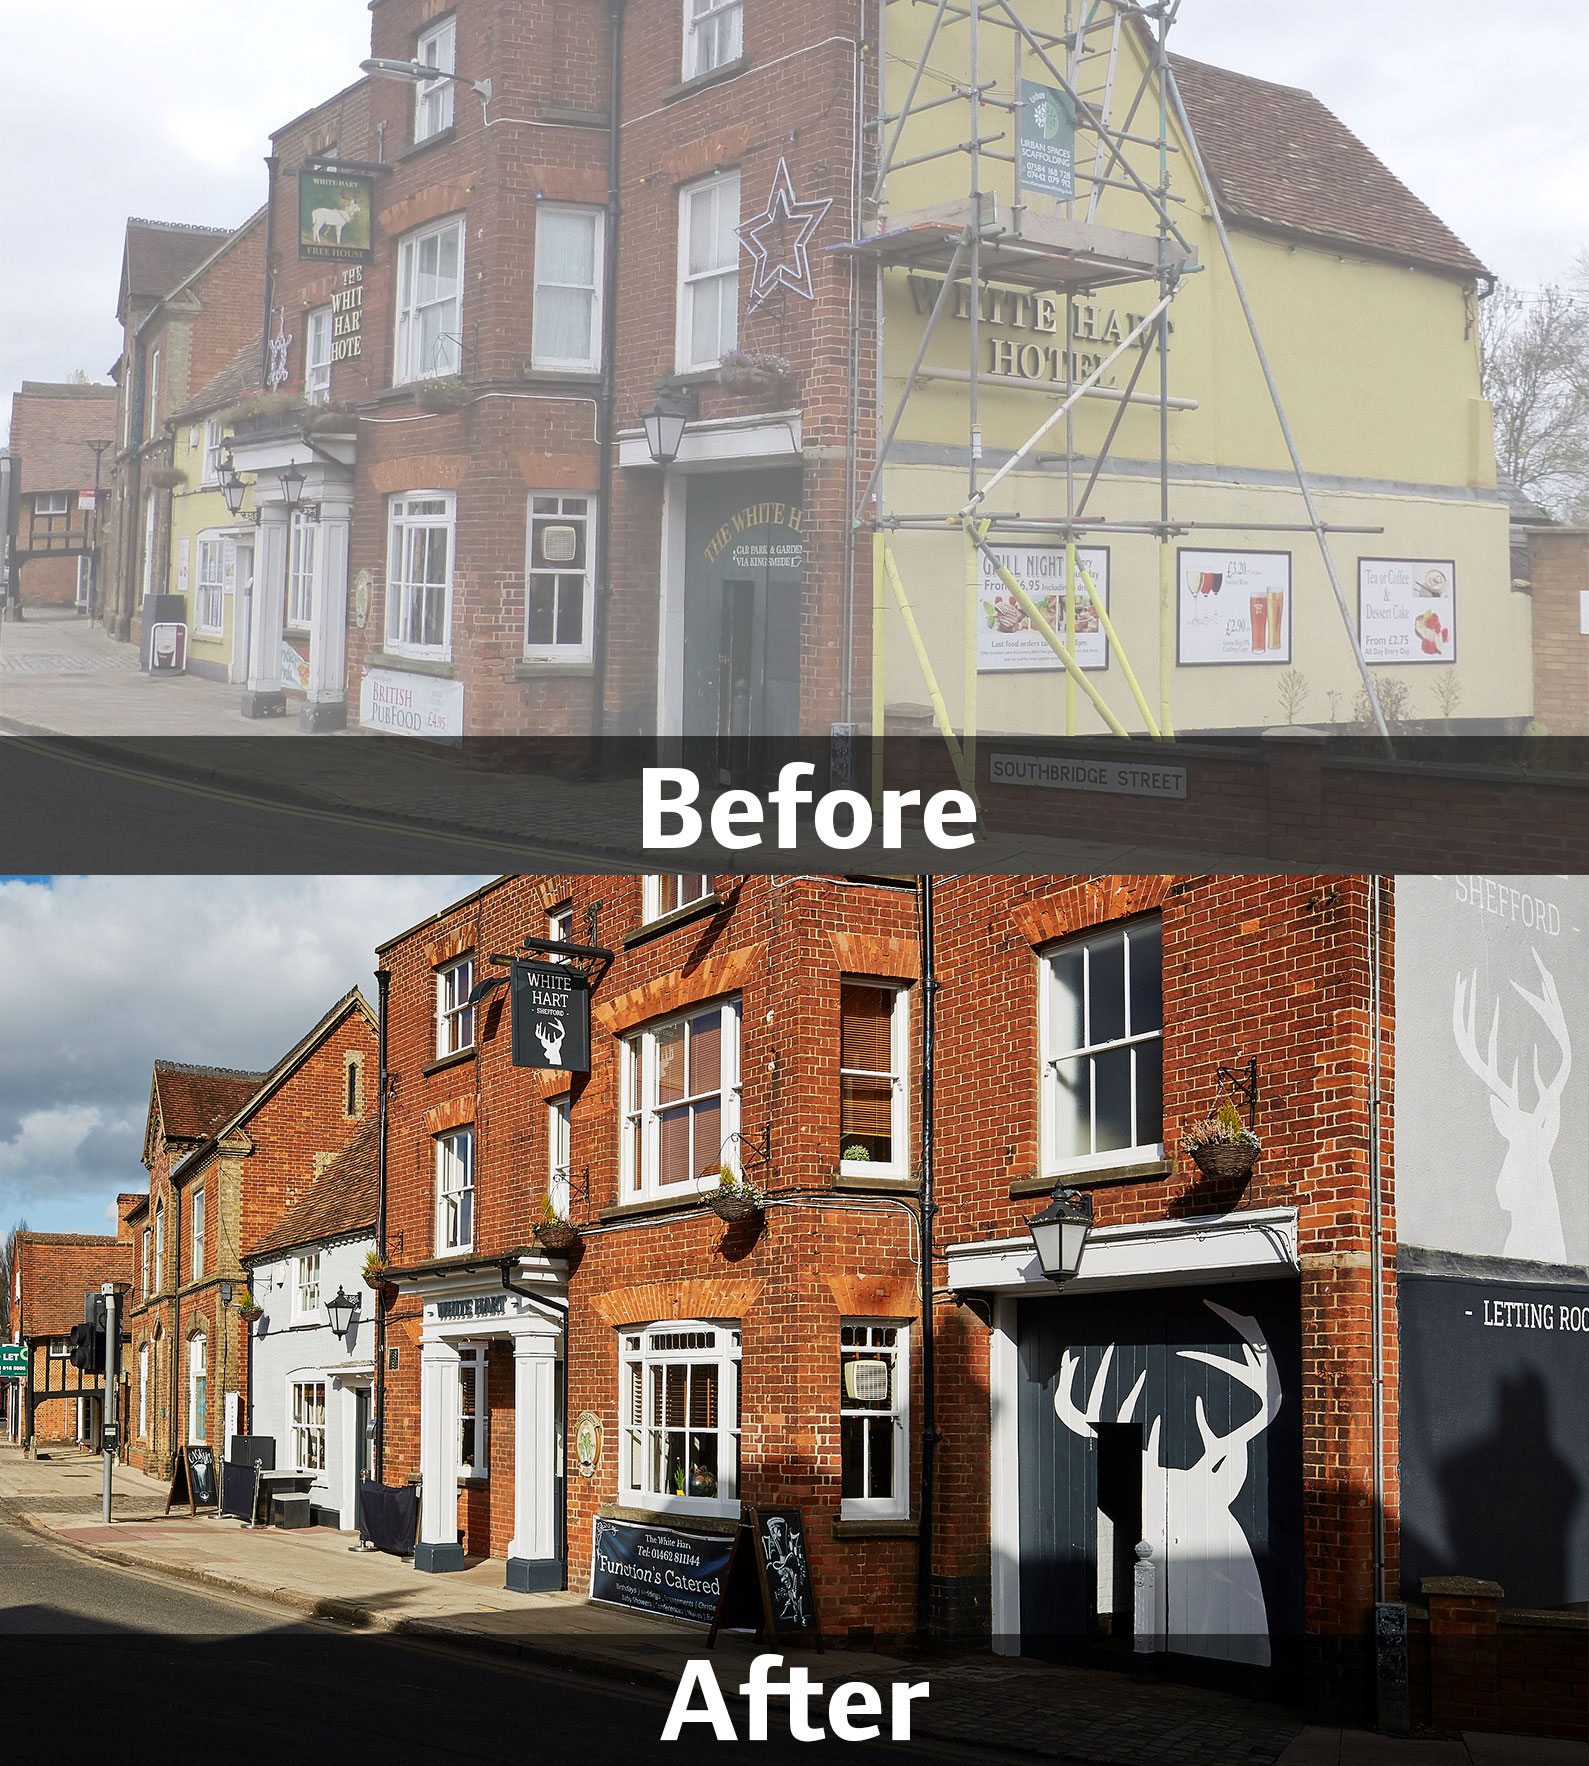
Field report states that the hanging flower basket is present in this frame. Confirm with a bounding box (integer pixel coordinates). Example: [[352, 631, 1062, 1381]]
[[144, 464, 188, 491], [1182, 1100, 1261, 1182], [236, 1302, 264, 1323], [534, 1219, 581, 1252], [717, 352, 793, 399], [708, 1189, 763, 1223], [362, 1264, 389, 1291], [415, 376, 472, 414], [1188, 1140, 1260, 1181]]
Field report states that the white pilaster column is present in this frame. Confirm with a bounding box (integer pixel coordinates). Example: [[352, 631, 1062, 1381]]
[[416, 1336, 465, 1572], [303, 496, 350, 731], [505, 1328, 561, 1591], [243, 502, 289, 715]]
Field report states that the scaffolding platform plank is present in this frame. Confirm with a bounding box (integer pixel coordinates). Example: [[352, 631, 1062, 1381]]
[[832, 195, 1192, 290]]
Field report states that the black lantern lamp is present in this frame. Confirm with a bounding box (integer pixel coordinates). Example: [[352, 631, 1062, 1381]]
[[325, 1285, 358, 1338], [218, 453, 248, 519], [1028, 1185, 1094, 1284], [278, 460, 308, 512], [641, 400, 689, 468]]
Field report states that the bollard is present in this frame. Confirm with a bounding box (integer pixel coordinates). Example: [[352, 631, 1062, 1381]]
[[1132, 1539, 1159, 1679]]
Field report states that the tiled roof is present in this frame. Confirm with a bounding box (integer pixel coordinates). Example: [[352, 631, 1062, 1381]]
[[152, 1062, 266, 1143], [16, 1233, 135, 1338], [1170, 55, 1489, 281], [7, 384, 119, 493], [122, 218, 233, 307], [245, 1118, 379, 1261], [170, 337, 262, 426]]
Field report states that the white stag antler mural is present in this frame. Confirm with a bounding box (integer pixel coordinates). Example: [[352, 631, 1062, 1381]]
[[1452, 950, 1571, 1263], [1055, 1300, 1281, 1666]]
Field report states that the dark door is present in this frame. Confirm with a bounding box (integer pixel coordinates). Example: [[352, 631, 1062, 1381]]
[[682, 470, 804, 772], [355, 1385, 373, 1481]]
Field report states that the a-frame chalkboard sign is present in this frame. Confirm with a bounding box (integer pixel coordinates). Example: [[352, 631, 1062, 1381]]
[[165, 1444, 219, 1516], [708, 1507, 824, 1651]]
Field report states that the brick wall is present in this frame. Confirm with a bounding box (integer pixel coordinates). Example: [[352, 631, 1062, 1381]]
[[1530, 527, 1589, 736]]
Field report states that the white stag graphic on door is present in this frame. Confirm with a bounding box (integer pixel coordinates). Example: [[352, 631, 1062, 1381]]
[[1453, 951, 1571, 1263], [1055, 1299, 1280, 1666]]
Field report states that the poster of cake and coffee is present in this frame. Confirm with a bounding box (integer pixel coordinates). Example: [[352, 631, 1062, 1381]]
[[1357, 558, 1457, 664], [977, 545, 1110, 673], [1177, 549, 1292, 666]]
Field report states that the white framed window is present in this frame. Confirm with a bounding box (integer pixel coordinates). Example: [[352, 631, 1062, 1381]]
[[201, 420, 224, 485], [191, 1186, 205, 1282], [525, 494, 594, 659], [140, 492, 158, 598], [1041, 914, 1163, 1177], [394, 216, 464, 384], [294, 1252, 321, 1321], [138, 1343, 149, 1437], [48, 1338, 69, 1359], [386, 492, 455, 657], [458, 1345, 488, 1478], [153, 1201, 164, 1291], [685, 0, 743, 79], [642, 874, 713, 922], [147, 348, 161, 439], [533, 206, 604, 372], [306, 307, 333, 406], [548, 1095, 571, 1218], [620, 1322, 741, 1516], [195, 538, 225, 634], [141, 1229, 150, 1298], [676, 172, 740, 372], [549, 902, 575, 949], [436, 1127, 475, 1254], [436, 955, 476, 1056], [286, 509, 317, 631], [292, 1380, 327, 1471], [188, 1334, 207, 1444], [840, 1321, 910, 1520], [34, 491, 69, 517], [839, 981, 910, 1178], [621, 999, 740, 1201], [415, 15, 457, 142]]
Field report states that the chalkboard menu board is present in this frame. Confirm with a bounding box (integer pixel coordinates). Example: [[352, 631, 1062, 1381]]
[[165, 1445, 219, 1516], [589, 1517, 736, 1625], [708, 1508, 823, 1649]]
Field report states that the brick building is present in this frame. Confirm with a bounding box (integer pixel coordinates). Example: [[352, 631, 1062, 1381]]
[[122, 991, 377, 1478], [1527, 527, 1589, 736], [10, 1220, 136, 1449], [3, 381, 118, 613], [369, 873, 1415, 1716]]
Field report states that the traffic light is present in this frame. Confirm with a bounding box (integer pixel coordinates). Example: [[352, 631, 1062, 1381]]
[[68, 1296, 107, 1375]]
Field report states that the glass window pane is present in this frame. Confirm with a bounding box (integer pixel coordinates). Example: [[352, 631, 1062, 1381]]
[[688, 1433, 718, 1497], [656, 1024, 685, 1102], [1051, 1056, 1086, 1162], [528, 579, 555, 646], [1048, 947, 1084, 1056], [688, 1011, 721, 1095], [1093, 1045, 1132, 1154], [692, 1097, 721, 1172], [688, 189, 717, 275], [663, 1363, 688, 1427], [1088, 936, 1126, 1046], [840, 1076, 892, 1162], [658, 1106, 690, 1186], [867, 1419, 893, 1498], [688, 1363, 718, 1428], [1128, 920, 1162, 1036], [841, 985, 892, 1072], [554, 576, 584, 645], [841, 1416, 864, 1498], [1134, 1038, 1163, 1149]]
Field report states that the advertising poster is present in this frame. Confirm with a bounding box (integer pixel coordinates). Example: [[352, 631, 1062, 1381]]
[[297, 172, 374, 261], [1017, 81, 1077, 200], [1358, 558, 1457, 663], [1177, 549, 1292, 666], [358, 666, 465, 737], [978, 546, 1110, 673], [589, 1517, 735, 1625]]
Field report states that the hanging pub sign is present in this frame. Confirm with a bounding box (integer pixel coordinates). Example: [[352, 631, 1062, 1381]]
[[511, 958, 591, 1072], [298, 171, 375, 262], [1017, 81, 1077, 201]]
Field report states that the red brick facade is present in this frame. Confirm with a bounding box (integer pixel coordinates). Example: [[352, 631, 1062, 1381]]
[[1529, 527, 1589, 736], [12, 1225, 135, 1446]]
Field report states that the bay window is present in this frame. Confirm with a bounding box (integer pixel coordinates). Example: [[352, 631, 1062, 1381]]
[[839, 982, 910, 1177], [436, 1127, 475, 1254], [840, 1322, 909, 1519], [621, 1000, 740, 1200], [620, 1322, 741, 1516], [394, 216, 464, 384], [1041, 915, 1163, 1176], [386, 492, 455, 657]]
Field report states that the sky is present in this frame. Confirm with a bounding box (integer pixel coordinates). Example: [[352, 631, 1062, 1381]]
[[1, 1, 1585, 421], [0, 876, 489, 1239]]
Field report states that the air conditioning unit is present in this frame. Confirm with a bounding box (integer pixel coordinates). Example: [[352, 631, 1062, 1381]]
[[540, 524, 578, 564], [149, 622, 187, 673], [843, 1359, 890, 1403]]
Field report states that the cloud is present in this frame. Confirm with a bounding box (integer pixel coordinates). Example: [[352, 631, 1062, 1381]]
[[0, 875, 489, 1234]]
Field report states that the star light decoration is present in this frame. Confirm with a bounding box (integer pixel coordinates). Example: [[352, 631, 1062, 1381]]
[[735, 159, 833, 312], [266, 311, 294, 392]]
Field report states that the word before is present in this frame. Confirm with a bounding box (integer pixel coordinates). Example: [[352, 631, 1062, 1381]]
[[661, 1654, 929, 1742], [643, 764, 977, 851]]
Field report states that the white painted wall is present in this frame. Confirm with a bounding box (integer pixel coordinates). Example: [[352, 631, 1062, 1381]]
[[245, 1231, 376, 1530]]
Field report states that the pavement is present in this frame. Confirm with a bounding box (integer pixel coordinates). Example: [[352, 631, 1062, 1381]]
[[4, 1447, 1580, 1765]]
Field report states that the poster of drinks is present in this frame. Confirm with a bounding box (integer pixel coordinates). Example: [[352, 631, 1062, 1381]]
[[1357, 558, 1456, 664], [1177, 549, 1292, 666], [978, 546, 1110, 673]]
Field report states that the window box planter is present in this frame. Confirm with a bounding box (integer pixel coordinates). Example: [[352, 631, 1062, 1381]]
[[534, 1219, 581, 1252], [415, 377, 473, 415]]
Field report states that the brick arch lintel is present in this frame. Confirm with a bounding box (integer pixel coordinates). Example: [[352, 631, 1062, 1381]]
[[1012, 876, 1173, 947]]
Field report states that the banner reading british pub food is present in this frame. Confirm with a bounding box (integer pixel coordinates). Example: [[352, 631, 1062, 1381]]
[[978, 546, 1110, 673], [1357, 558, 1457, 664], [1177, 549, 1292, 667]]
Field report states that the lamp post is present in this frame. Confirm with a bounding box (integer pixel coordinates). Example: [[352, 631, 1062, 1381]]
[[85, 438, 112, 620], [218, 453, 251, 521], [359, 55, 493, 107], [325, 1286, 358, 1340], [641, 400, 689, 468], [277, 461, 308, 513], [1028, 1184, 1094, 1284]]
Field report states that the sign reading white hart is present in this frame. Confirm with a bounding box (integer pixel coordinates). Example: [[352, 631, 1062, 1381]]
[[359, 667, 464, 738]]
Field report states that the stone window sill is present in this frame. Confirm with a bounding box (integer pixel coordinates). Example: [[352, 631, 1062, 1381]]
[[423, 1047, 476, 1078], [1008, 1158, 1173, 1199], [513, 658, 595, 681], [365, 651, 456, 680], [621, 892, 724, 949], [599, 1501, 738, 1534], [832, 1517, 919, 1540], [597, 1190, 714, 1225], [660, 56, 749, 107], [831, 1173, 919, 1195], [399, 125, 458, 162]]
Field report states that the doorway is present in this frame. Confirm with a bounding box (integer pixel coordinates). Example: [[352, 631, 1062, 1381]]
[[354, 1384, 374, 1482], [1093, 1421, 1143, 1644], [230, 538, 254, 684]]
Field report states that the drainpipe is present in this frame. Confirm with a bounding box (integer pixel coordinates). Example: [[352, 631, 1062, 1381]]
[[374, 967, 391, 1485], [1368, 879, 1387, 1603], [915, 875, 939, 1640], [589, 0, 625, 740]]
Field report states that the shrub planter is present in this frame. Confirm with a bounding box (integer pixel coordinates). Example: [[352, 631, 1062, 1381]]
[[534, 1220, 580, 1252], [707, 1190, 763, 1224], [1189, 1141, 1260, 1182]]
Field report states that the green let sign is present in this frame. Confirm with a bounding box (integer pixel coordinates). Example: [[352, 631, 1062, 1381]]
[[0, 1344, 26, 1377], [1017, 80, 1077, 200]]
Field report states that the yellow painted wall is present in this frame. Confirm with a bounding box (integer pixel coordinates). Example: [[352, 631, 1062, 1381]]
[[166, 423, 250, 673], [872, 2, 1524, 731]]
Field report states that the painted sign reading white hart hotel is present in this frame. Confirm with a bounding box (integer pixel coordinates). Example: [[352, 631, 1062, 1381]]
[[1396, 877, 1588, 1268]]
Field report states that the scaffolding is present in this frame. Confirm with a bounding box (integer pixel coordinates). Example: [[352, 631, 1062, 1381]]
[[843, 0, 1391, 787]]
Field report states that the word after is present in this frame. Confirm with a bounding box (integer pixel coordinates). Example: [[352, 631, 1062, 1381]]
[[661, 1654, 929, 1743]]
